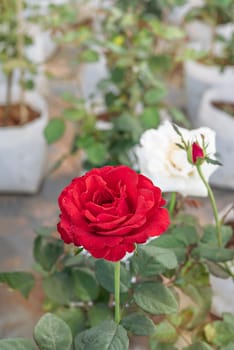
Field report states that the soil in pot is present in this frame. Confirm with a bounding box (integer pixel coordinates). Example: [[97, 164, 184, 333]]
[[212, 101, 234, 117], [0, 104, 40, 127]]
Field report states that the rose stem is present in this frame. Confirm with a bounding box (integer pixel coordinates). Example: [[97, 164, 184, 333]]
[[114, 261, 121, 324], [196, 165, 222, 247], [168, 192, 177, 217]]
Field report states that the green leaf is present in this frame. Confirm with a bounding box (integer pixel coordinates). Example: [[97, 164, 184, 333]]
[[221, 344, 234, 350], [169, 108, 190, 128], [63, 108, 85, 121], [44, 119, 65, 144], [88, 303, 113, 328], [79, 49, 99, 62], [85, 143, 108, 165], [140, 108, 160, 129], [0, 338, 34, 350], [149, 340, 177, 350], [95, 260, 131, 294], [111, 67, 125, 83], [55, 307, 86, 337], [192, 244, 234, 262], [201, 225, 233, 247], [152, 246, 178, 269], [184, 342, 214, 350], [131, 245, 178, 277], [33, 236, 63, 271], [131, 246, 166, 277], [0, 272, 35, 298], [133, 282, 178, 315], [182, 285, 211, 329], [34, 313, 72, 350], [75, 320, 129, 350], [43, 272, 72, 305], [144, 87, 167, 105], [151, 225, 198, 263], [206, 314, 234, 347], [205, 261, 230, 279], [113, 113, 143, 142], [121, 313, 156, 336], [71, 268, 100, 301], [151, 320, 178, 343], [34, 226, 56, 237]]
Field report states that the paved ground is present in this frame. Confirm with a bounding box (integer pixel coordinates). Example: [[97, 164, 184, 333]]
[[0, 46, 234, 349]]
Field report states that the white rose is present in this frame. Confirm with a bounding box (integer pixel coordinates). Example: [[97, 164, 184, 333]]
[[136, 121, 218, 197]]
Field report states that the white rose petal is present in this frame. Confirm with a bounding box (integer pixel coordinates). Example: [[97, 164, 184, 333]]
[[136, 121, 218, 197]]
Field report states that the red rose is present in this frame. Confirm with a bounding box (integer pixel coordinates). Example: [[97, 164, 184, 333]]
[[192, 142, 205, 164], [57, 165, 170, 262]]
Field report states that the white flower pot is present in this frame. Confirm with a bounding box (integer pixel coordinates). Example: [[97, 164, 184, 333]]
[[210, 202, 234, 316], [184, 59, 234, 123], [25, 24, 57, 65], [168, 0, 204, 25], [185, 22, 234, 52], [0, 88, 48, 193], [198, 87, 234, 189], [210, 266, 234, 317]]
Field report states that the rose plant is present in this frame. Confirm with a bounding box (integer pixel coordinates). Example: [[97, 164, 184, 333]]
[[44, 2, 188, 171], [136, 121, 218, 197], [0, 123, 234, 349]]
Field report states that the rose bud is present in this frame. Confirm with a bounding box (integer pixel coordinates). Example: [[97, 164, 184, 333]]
[[191, 142, 205, 165]]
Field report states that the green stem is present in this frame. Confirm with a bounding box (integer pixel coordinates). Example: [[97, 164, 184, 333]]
[[114, 261, 121, 324], [168, 192, 177, 217], [196, 165, 222, 247]]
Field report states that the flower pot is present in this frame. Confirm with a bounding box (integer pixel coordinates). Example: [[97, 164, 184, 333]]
[[184, 59, 234, 123], [0, 87, 48, 193], [168, 0, 204, 25], [198, 87, 234, 189]]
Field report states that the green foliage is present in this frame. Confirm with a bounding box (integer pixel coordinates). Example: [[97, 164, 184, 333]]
[[44, 119, 66, 144], [55, 307, 86, 336], [151, 320, 178, 343], [133, 282, 178, 315], [75, 320, 129, 350], [0, 338, 34, 350], [184, 342, 214, 350], [185, 0, 234, 26], [44, 2, 188, 170], [43, 272, 73, 305], [71, 267, 100, 301], [121, 313, 156, 336], [204, 313, 234, 347], [0, 0, 37, 121], [150, 341, 177, 350], [0, 271, 35, 298], [34, 313, 73, 350], [131, 245, 178, 277], [33, 235, 64, 271], [1, 212, 234, 348], [95, 260, 131, 293], [87, 303, 113, 327]]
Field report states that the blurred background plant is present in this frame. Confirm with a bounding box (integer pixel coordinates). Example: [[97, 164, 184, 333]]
[[44, 1, 189, 170], [0, 0, 37, 125]]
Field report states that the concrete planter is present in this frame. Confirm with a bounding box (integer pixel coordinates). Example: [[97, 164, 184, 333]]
[[184, 59, 234, 123], [198, 87, 234, 189], [0, 88, 48, 193]]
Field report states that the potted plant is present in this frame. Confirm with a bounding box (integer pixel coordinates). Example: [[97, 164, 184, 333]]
[[0, 0, 48, 193], [0, 122, 234, 349], [44, 3, 188, 171], [184, 1, 234, 121], [184, 0, 234, 48], [198, 85, 234, 189]]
